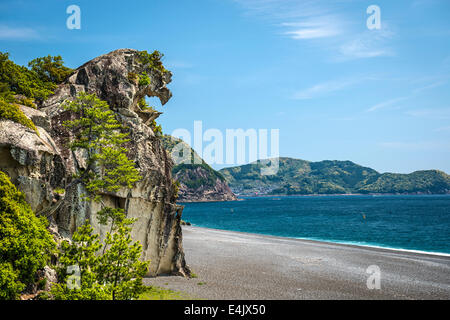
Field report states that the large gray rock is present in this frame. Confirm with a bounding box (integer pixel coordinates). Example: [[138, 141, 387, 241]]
[[0, 118, 65, 213], [1, 49, 189, 276]]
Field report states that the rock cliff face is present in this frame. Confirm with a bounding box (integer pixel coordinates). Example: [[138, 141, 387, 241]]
[[174, 165, 238, 202], [0, 49, 189, 276], [161, 135, 237, 202]]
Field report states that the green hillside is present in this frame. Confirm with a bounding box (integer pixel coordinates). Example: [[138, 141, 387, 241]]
[[161, 135, 236, 201], [219, 157, 450, 195], [161, 135, 226, 187]]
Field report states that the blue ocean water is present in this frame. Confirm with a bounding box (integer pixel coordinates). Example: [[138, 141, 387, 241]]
[[181, 195, 450, 255]]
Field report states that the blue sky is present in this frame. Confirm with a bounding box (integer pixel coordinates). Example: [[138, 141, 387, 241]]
[[1, 0, 450, 173]]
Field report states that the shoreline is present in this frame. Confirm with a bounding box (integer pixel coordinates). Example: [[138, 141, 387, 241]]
[[188, 225, 450, 258], [145, 225, 450, 300], [178, 192, 450, 204], [235, 193, 450, 198]]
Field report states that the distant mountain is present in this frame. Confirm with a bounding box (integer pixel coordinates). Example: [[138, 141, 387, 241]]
[[219, 157, 450, 196], [161, 135, 237, 202]]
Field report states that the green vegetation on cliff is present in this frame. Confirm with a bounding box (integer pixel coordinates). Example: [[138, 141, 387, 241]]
[[173, 163, 225, 189], [0, 51, 72, 104], [0, 50, 182, 300], [161, 135, 238, 201], [137, 50, 167, 74], [49, 92, 147, 300], [0, 171, 55, 300], [0, 99, 38, 134], [0, 52, 72, 134], [28, 55, 73, 85], [62, 92, 141, 197], [50, 215, 148, 300], [358, 170, 450, 194], [220, 157, 450, 195], [161, 135, 226, 189]]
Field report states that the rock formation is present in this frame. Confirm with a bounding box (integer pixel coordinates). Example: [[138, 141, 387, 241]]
[[161, 135, 237, 202], [0, 49, 189, 276], [174, 166, 238, 202]]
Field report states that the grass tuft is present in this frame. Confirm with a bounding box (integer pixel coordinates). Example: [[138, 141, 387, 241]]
[[139, 286, 191, 300]]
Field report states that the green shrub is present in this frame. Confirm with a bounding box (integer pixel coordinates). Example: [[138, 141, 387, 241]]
[[139, 286, 190, 300], [51, 92, 147, 300], [50, 222, 112, 300], [0, 98, 38, 134], [137, 50, 167, 74], [15, 96, 36, 109], [0, 52, 54, 102], [0, 263, 24, 300], [0, 171, 56, 300], [172, 180, 180, 201], [28, 55, 73, 84], [137, 98, 149, 108], [138, 72, 151, 86], [150, 119, 162, 136], [0, 52, 72, 105], [53, 188, 65, 195]]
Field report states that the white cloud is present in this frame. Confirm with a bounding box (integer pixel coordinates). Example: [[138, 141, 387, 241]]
[[292, 78, 359, 100], [365, 75, 448, 113], [337, 25, 396, 60], [367, 96, 409, 112], [233, 0, 396, 61], [405, 108, 450, 119], [281, 16, 343, 40], [412, 79, 448, 94], [284, 27, 338, 40], [339, 40, 393, 59], [0, 25, 39, 40]]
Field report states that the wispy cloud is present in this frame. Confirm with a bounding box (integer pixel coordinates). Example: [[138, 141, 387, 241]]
[[367, 76, 449, 112], [0, 25, 39, 40], [367, 96, 409, 112], [233, 0, 395, 61], [406, 108, 450, 119], [337, 25, 395, 61], [281, 15, 343, 40], [338, 38, 393, 59], [412, 79, 448, 94], [293, 78, 360, 100]]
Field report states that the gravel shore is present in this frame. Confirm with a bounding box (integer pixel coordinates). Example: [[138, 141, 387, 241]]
[[144, 226, 450, 300]]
